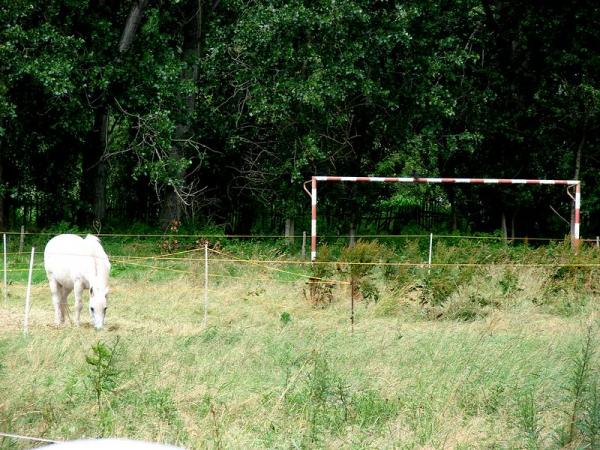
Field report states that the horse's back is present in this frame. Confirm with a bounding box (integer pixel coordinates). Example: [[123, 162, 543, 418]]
[[44, 234, 88, 261], [44, 234, 94, 287]]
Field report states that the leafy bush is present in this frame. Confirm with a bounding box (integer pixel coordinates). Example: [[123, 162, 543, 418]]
[[85, 338, 122, 410], [339, 241, 384, 304], [305, 245, 336, 307], [85, 337, 122, 436]]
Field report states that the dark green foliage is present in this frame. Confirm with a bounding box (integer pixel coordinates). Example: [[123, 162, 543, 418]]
[[421, 267, 477, 307], [1, 1, 599, 235]]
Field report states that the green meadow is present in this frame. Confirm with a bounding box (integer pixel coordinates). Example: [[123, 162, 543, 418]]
[[1, 238, 599, 449]]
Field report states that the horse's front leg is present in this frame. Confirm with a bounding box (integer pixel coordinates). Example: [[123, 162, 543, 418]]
[[49, 278, 63, 325], [73, 280, 84, 326]]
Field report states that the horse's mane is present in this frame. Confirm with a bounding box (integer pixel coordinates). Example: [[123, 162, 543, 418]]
[[85, 234, 101, 244], [84, 234, 111, 276]]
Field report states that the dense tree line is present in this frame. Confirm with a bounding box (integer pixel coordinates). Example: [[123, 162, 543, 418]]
[[1, 0, 599, 237]]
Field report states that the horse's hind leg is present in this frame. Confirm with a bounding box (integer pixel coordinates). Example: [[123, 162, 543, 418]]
[[59, 285, 70, 324], [48, 278, 64, 325], [73, 280, 83, 326]]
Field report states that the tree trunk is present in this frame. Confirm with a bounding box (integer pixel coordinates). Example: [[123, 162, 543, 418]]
[[511, 210, 517, 240], [119, 0, 149, 53], [79, 0, 149, 227], [501, 211, 507, 242], [285, 218, 295, 243], [93, 149, 108, 221], [159, 0, 202, 227], [349, 222, 356, 248], [80, 107, 108, 225]]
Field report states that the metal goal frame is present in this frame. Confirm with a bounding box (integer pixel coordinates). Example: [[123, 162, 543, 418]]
[[304, 176, 581, 261]]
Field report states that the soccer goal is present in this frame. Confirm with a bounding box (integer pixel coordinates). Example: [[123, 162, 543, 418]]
[[304, 176, 581, 261]]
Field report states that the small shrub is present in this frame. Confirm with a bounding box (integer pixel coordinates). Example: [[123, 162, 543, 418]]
[[557, 322, 598, 446], [305, 245, 336, 307], [499, 269, 519, 295], [514, 389, 541, 449], [420, 267, 477, 307], [339, 241, 383, 304], [427, 288, 501, 322], [85, 338, 122, 436], [280, 312, 292, 325], [85, 338, 121, 410], [578, 381, 600, 448]]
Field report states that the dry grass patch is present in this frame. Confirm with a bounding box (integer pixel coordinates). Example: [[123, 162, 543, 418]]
[[0, 271, 599, 448]]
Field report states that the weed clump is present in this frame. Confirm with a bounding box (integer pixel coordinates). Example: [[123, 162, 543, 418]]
[[280, 312, 292, 325], [86, 338, 121, 410], [305, 245, 336, 307], [284, 351, 398, 445], [85, 337, 122, 436], [556, 322, 600, 447], [339, 241, 384, 304]]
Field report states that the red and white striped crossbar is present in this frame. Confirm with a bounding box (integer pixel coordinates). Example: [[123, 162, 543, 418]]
[[308, 176, 581, 261]]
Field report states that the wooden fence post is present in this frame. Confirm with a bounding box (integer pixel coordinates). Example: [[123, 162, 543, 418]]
[[19, 226, 25, 253], [24, 247, 35, 335]]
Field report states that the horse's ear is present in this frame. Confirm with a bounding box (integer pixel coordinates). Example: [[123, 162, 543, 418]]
[[90, 287, 94, 296]]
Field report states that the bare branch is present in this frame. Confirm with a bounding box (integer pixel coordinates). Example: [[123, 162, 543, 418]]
[[549, 205, 570, 226]]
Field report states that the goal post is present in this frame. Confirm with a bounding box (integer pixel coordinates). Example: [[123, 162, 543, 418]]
[[305, 176, 581, 261]]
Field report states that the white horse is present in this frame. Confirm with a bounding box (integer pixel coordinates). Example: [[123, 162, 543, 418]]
[[43, 234, 111, 329]]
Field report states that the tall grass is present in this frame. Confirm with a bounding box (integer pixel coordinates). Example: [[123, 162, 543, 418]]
[[0, 238, 599, 448]]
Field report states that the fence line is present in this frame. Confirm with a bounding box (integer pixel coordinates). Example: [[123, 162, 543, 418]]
[[5, 258, 600, 271], [208, 247, 352, 285], [112, 259, 197, 274], [206, 271, 343, 285], [210, 260, 600, 268], [137, 254, 600, 269], [6, 247, 203, 259], [113, 256, 346, 285], [2, 240, 598, 309], [0, 431, 61, 444], [3, 234, 6, 305], [1, 230, 595, 242]]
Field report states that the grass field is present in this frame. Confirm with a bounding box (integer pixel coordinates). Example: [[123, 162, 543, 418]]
[[1, 238, 599, 449]]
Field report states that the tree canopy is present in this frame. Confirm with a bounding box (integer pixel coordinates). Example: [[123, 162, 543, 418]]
[[1, 0, 599, 237]]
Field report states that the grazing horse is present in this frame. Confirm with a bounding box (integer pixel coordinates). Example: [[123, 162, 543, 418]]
[[44, 234, 111, 329]]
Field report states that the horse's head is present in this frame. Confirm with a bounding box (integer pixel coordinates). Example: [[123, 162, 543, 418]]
[[89, 284, 109, 330]]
